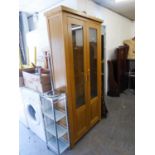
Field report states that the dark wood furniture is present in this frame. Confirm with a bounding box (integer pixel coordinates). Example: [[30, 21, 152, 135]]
[[126, 59, 135, 90], [115, 45, 129, 92], [107, 45, 129, 96], [107, 60, 119, 96]]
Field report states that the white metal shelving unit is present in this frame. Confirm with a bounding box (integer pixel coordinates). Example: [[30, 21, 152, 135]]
[[40, 92, 70, 155]]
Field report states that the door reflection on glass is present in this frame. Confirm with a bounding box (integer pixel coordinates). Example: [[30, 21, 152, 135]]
[[71, 24, 85, 108], [89, 28, 97, 99]]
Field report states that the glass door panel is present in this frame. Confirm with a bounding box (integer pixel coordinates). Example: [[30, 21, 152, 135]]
[[89, 28, 97, 99], [71, 24, 85, 108]]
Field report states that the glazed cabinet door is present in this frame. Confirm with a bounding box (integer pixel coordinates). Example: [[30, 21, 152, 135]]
[[67, 17, 89, 142], [87, 22, 101, 127]]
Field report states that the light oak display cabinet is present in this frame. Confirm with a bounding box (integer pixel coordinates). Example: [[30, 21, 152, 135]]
[[45, 6, 103, 147]]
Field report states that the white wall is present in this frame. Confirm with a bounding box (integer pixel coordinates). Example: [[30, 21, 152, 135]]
[[131, 21, 135, 37], [26, 0, 78, 66], [26, 0, 135, 94]]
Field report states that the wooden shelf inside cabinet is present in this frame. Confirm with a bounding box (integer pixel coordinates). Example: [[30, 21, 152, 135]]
[[44, 109, 66, 122], [48, 137, 69, 154], [46, 123, 67, 138]]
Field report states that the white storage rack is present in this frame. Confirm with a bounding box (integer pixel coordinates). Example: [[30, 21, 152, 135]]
[[40, 92, 70, 154]]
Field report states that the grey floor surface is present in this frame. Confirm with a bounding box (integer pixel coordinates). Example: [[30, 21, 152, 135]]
[[19, 90, 135, 155]]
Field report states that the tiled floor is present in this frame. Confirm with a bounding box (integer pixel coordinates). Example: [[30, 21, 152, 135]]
[[19, 90, 135, 155]]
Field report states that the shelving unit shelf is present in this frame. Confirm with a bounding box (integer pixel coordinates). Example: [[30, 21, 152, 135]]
[[44, 109, 66, 122], [40, 92, 70, 155], [46, 123, 67, 138], [48, 137, 69, 154]]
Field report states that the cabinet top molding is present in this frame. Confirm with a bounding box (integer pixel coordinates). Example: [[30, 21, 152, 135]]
[[44, 5, 103, 23]]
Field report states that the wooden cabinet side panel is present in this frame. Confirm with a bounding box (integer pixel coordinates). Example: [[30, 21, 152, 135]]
[[61, 13, 76, 147], [47, 13, 67, 89]]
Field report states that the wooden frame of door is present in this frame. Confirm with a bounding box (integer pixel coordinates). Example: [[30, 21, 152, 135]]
[[86, 21, 102, 128], [66, 16, 89, 144]]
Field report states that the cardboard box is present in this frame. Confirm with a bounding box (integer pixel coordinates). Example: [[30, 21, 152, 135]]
[[22, 70, 51, 93]]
